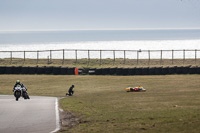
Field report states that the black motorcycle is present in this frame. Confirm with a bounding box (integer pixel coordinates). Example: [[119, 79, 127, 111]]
[[22, 87, 30, 99]]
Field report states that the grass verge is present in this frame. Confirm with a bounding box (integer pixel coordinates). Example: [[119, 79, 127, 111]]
[[0, 75, 200, 133], [0, 58, 199, 68]]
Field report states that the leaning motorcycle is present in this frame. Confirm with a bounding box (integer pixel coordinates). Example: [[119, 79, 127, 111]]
[[14, 85, 22, 101], [21, 87, 30, 99]]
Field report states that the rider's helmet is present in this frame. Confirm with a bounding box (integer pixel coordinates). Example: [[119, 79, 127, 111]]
[[72, 84, 74, 87], [16, 80, 20, 84]]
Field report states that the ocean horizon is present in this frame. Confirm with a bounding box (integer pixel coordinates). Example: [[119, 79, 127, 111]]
[[0, 29, 200, 59]]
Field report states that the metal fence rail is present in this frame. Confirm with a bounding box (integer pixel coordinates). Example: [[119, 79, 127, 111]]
[[0, 49, 199, 65]]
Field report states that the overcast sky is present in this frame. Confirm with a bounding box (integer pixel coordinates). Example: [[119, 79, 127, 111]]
[[0, 0, 200, 31]]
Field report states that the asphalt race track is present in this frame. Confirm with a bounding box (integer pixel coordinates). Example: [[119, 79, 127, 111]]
[[0, 95, 60, 133]]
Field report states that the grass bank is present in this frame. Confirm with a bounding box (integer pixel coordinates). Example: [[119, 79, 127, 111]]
[[0, 75, 200, 133], [0, 58, 199, 68]]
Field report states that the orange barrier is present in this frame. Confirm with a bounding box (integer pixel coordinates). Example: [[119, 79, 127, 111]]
[[75, 68, 79, 75]]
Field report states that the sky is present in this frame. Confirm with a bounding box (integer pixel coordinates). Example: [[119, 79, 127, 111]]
[[0, 0, 200, 31]]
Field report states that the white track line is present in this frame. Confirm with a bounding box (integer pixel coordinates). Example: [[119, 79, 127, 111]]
[[50, 98, 60, 133]]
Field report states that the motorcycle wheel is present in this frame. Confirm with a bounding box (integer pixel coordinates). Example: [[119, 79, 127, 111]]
[[15, 92, 20, 101], [24, 93, 27, 99]]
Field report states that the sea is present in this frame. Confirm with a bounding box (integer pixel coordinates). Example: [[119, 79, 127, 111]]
[[0, 29, 200, 59]]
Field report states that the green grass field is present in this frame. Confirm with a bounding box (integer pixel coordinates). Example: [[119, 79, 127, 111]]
[[0, 74, 200, 133], [0, 58, 199, 68]]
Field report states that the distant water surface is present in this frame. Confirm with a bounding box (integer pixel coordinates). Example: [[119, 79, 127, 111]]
[[0, 29, 200, 45], [0, 29, 200, 59]]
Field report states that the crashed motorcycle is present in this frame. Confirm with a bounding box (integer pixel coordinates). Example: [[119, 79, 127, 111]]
[[125, 86, 146, 92], [13, 85, 30, 101]]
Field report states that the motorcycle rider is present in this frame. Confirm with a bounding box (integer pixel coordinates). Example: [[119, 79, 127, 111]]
[[13, 80, 30, 99], [13, 80, 23, 91]]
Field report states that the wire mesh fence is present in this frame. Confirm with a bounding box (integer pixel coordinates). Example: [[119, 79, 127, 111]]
[[0, 49, 199, 66]]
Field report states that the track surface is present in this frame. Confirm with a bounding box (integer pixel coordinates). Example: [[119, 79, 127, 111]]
[[0, 95, 59, 133]]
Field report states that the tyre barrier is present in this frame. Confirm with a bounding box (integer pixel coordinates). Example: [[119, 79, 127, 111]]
[[28, 66, 37, 74], [106, 68, 111, 75], [128, 68, 136, 75], [5, 66, 13, 74], [197, 66, 200, 74], [102, 68, 110, 75], [101, 68, 106, 75], [12, 66, 22, 74], [1, 66, 200, 75], [52, 67, 61, 75], [149, 67, 156, 75], [168, 66, 176, 74], [60, 67, 68, 75], [181, 66, 190, 74], [0, 66, 6, 74], [89, 68, 96, 75], [21, 67, 29, 74], [122, 68, 129, 75], [78, 68, 83, 75], [189, 66, 197, 74], [135, 68, 143, 75], [142, 67, 149, 75], [176, 66, 183, 74], [116, 68, 123, 75], [110, 67, 117, 75], [148, 67, 154, 75], [67, 67, 75, 75], [45, 66, 53, 74], [155, 67, 162, 75], [80, 68, 89, 75], [37, 67, 46, 74], [95, 68, 102, 75], [162, 67, 169, 75]]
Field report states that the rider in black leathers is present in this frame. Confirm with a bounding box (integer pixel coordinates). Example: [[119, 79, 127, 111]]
[[13, 80, 29, 99], [13, 80, 26, 91], [67, 85, 74, 96]]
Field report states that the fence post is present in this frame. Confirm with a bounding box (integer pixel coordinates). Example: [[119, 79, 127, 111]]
[[160, 50, 162, 65], [195, 49, 197, 64], [100, 50, 102, 65], [148, 50, 150, 66], [172, 50, 174, 65], [50, 50, 52, 63], [10, 51, 12, 64], [113, 50, 115, 65], [88, 50, 90, 65], [47, 56, 50, 64], [137, 50, 139, 65], [37, 51, 39, 64], [124, 50, 126, 64], [75, 50, 77, 63], [23, 51, 26, 62], [183, 49, 185, 65], [62, 49, 65, 65]]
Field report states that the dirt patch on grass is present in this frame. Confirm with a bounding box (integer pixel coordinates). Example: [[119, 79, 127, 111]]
[[58, 98, 82, 132], [59, 110, 81, 131]]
